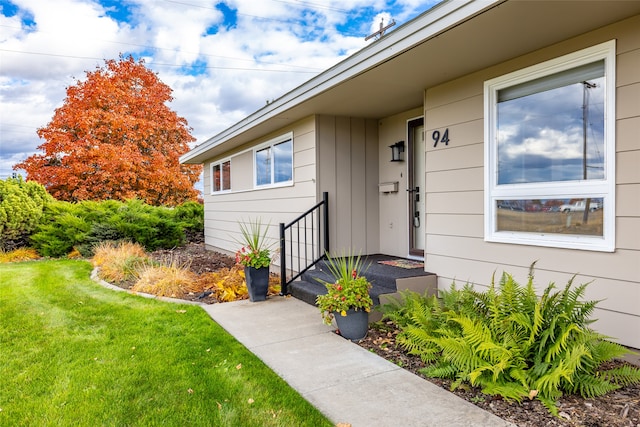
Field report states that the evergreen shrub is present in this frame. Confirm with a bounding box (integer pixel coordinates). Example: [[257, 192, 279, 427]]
[[31, 201, 91, 257], [173, 201, 204, 233], [0, 177, 52, 250], [109, 199, 184, 251], [30, 199, 199, 257]]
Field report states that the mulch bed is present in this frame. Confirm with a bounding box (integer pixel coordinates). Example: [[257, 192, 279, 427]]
[[148, 242, 236, 275]]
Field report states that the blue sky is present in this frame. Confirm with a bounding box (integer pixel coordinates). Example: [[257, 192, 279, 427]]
[[0, 0, 441, 180]]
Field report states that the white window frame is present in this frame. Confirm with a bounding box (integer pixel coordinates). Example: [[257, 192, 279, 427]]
[[484, 40, 616, 252], [253, 132, 294, 189], [210, 158, 231, 194]]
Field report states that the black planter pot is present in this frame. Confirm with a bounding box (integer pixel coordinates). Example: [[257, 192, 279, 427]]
[[334, 308, 369, 341], [244, 266, 269, 302]]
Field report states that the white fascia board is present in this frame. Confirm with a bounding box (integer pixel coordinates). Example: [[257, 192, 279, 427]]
[[180, 0, 502, 164]]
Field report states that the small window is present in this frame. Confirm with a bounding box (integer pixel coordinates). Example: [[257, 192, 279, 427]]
[[484, 41, 615, 251], [211, 160, 231, 193], [255, 134, 293, 187]]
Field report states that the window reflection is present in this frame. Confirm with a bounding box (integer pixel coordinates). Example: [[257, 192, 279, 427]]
[[497, 69, 604, 185], [256, 147, 271, 186], [273, 140, 292, 183], [212, 160, 231, 192], [496, 198, 603, 236], [212, 164, 221, 192], [222, 161, 231, 191], [255, 138, 292, 186]]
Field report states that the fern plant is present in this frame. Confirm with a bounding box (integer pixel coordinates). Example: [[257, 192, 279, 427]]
[[381, 267, 640, 416], [380, 290, 445, 363]]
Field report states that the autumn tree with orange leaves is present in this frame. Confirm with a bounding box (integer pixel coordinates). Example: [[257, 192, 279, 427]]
[[15, 55, 202, 206]]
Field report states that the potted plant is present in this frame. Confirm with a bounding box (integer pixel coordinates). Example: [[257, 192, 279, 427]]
[[316, 252, 373, 340], [235, 218, 273, 302]]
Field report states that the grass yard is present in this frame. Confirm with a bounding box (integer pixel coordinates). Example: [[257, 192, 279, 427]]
[[0, 259, 332, 427]]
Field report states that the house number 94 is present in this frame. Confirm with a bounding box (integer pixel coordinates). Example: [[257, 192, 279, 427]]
[[432, 129, 449, 147]]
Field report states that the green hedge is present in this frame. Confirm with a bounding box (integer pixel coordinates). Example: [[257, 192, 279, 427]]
[[31, 199, 204, 257]]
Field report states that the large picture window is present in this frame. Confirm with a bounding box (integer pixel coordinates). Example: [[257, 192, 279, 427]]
[[211, 159, 231, 193], [484, 41, 615, 251], [255, 134, 293, 187]]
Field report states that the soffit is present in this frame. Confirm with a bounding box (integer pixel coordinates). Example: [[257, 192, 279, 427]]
[[183, 0, 640, 163]]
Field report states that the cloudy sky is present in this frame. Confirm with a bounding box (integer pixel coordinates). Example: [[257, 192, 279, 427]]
[[0, 0, 441, 181]]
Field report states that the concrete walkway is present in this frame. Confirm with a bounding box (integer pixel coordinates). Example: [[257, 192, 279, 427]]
[[201, 296, 515, 427]]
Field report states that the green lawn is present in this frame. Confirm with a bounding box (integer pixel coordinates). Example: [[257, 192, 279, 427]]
[[0, 259, 332, 427]]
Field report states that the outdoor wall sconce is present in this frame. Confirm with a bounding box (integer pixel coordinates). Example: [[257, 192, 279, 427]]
[[390, 140, 405, 162]]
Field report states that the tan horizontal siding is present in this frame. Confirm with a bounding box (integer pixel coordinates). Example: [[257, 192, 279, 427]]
[[426, 167, 483, 193], [618, 184, 640, 217], [426, 139, 483, 172], [617, 218, 640, 250], [202, 161, 211, 194], [426, 94, 483, 129], [617, 47, 640, 87], [590, 309, 640, 349], [427, 253, 639, 313], [617, 117, 640, 152], [230, 151, 253, 191], [294, 163, 315, 184], [426, 191, 483, 215], [294, 130, 315, 153], [617, 151, 640, 184], [426, 234, 640, 283], [618, 82, 640, 119], [426, 214, 483, 239], [425, 72, 484, 111], [294, 148, 315, 168], [204, 191, 317, 214], [615, 15, 640, 54]]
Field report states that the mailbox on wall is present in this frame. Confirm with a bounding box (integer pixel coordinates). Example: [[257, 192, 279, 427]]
[[378, 182, 399, 193]]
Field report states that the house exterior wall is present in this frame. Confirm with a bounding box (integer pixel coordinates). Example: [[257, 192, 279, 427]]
[[378, 107, 423, 257], [422, 15, 640, 348], [201, 116, 317, 263], [316, 115, 380, 255]]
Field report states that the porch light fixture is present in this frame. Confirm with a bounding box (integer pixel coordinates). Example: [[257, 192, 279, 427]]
[[390, 141, 405, 162]]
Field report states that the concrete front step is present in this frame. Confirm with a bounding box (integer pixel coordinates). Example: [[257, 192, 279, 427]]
[[288, 254, 438, 321]]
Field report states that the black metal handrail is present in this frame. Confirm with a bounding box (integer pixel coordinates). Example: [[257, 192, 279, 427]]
[[279, 192, 329, 295]]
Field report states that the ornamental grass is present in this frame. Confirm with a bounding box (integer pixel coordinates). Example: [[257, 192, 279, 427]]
[[0, 247, 40, 263], [92, 241, 150, 284], [131, 260, 199, 298]]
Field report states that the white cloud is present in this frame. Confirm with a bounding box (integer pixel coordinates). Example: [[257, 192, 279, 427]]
[[0, 0, 440, 179]]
